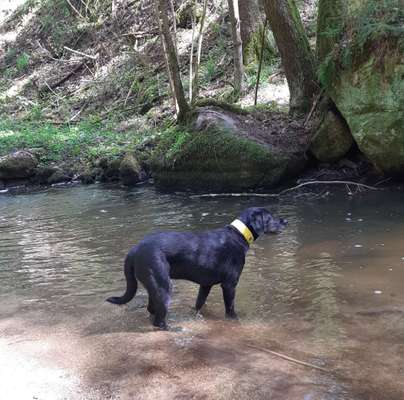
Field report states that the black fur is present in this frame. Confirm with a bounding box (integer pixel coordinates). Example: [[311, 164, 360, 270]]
[[106, 207, 287, 329]]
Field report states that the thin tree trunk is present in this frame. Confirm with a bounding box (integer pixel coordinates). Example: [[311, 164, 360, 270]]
[[154, 0, 190, 121], [189, 5, 196, 101], [169, 0, 178, 55], [263, 0, 318, 115], [254, 19, 268, 105], [227, 0, 245, 97], [191, 0, 208, 102]]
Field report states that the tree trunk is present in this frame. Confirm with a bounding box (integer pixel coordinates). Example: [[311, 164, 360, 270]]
[[191, 0, 208, 102], [154, 0, 190, 121], [227, 0, 245, 97], [238, 0, 265, 64], [263, 0, 318, 114]]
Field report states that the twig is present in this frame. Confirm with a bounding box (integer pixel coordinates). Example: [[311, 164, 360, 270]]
[[190, 180, 379, 198], [245, 344, 330, 373], [304, 88, 324, 127], [254, 19, 268, 106], [122, 30, 159, 38], [65, 0, 86, 20], [63, 46, 98, 60]]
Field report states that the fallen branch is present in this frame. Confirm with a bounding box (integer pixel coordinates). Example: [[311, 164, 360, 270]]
[[191, 180, 379, 198], [245, 344, 330, 373], [39, 62, 85, 93], [63, 46, 98, 60], [122, 30, 159, 38], [304, 88, 324, 127]]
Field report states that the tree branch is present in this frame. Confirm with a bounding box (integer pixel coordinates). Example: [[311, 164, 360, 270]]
[[191, 180, 379, 198]]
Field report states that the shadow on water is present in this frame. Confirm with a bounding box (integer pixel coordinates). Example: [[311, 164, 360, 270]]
[[1, 185, 404, 399]]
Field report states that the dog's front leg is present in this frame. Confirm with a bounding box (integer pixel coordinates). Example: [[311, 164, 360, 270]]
[[195, 285, 212, 312], [221, 284, 238, 319]]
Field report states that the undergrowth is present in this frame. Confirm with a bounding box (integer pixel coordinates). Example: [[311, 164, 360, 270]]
[[318, 0, 403, 88], [0, 118, 155, 163]]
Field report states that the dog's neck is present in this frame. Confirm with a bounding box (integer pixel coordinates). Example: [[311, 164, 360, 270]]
[[230, 219, 258, 245]]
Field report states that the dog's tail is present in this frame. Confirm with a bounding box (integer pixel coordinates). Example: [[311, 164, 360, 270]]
[[106, 256, 138, 305]]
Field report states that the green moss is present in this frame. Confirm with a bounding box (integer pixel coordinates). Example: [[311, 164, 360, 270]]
[[243, 24, 277, 65], [151, 126, 290, 190], [331, 50, 404, 173]]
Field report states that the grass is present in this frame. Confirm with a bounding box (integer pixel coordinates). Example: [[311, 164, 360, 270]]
[[0, 117, 155, 164]]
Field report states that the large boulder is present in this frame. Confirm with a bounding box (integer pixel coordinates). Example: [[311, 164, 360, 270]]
[[310, 110, 353, 162], [317, 0, 404, 174], [0, 151, 38, 180], [152, 107, 307, 191]]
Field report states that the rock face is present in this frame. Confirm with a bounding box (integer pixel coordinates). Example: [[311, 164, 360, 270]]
[[331, 53, 404, 173], [317, 0, 404, 173], [119, 154, 146, 186], [152, 107, 307, 191], [310, 110, 353, 162], [0, 151, 38, 180]]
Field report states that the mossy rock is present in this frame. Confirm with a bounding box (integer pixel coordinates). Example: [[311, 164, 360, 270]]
[[317, 0, 404, 174], [310, 111, 353, 162], [176, 0, 203, 29], [119, 154, 146, 186], [0, 151, 38, 180], [330, 49, 404, 174], [151, 108, 305, 191]]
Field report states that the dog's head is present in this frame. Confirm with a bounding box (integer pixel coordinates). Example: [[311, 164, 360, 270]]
[[239, 207, 287, 236]]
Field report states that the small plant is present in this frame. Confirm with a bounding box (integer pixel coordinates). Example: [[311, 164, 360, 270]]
[[15, 52, 30, 72]]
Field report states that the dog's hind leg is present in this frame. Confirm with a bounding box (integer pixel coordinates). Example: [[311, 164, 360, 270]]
[[195, 285, 212, 312], [106, 256, 138, 305], [147, 296, 155, 315], [221, 284, 238, 319], [143, 254, 171, 329]]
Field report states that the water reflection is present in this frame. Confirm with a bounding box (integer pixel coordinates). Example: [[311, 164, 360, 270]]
[[1, 185, 404, 399]]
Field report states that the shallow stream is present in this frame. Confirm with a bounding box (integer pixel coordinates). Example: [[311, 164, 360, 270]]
[[1, 185, 403, 399]]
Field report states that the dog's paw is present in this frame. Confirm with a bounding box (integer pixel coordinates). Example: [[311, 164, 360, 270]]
[[225, 312, 238, 320], [152, 320, 168, 330]]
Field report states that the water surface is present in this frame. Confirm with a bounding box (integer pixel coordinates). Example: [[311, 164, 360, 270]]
[[1, 185, 403, 399]]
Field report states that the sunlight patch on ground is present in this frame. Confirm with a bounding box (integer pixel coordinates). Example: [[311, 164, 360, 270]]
[[0, 74, 32, 99], [240, 78, 290, 108], [0, 1, 40, 47], [0, 0, 26, 23], [0, 340, 81, 400]]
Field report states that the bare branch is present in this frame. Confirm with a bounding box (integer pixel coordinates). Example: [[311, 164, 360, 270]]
[[191, 180, 379, 198]]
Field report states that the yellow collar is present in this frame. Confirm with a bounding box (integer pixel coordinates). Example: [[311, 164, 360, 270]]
[[230, 219, 255, 245]]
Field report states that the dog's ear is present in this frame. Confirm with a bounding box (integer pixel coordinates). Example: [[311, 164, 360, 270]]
[[251, 209, 266, 235]]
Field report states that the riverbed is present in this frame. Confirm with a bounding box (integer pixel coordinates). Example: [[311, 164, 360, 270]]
[[0, 184, 403, 399]]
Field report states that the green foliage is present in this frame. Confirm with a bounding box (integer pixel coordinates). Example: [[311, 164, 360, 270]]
[[155, 127, 191, 163], [318, 52, 337, 88], [0, 117, 152, 163], [350, 0, 403, 47], [201, 56, 217, 83], [16, 53, 30, 72], [245, 63, 276, 89], [318, 0, 403, 88]]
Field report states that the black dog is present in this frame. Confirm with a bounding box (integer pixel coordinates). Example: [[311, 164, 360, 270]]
[[107, 207, 287, 329]]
